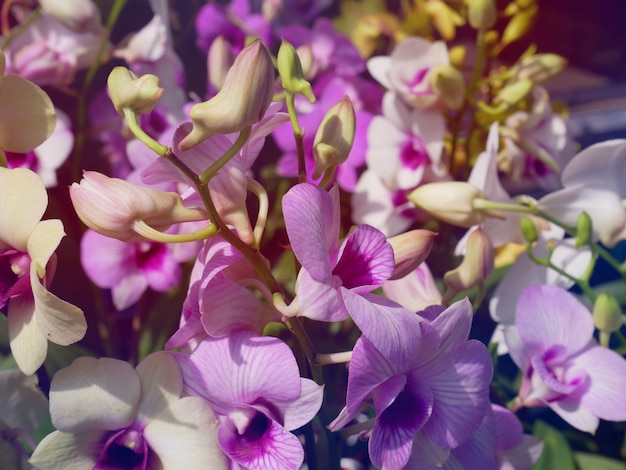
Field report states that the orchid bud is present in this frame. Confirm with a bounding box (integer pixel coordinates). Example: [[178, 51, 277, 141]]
[[575, 211, 592, 248], [39, 0, 103, 33], [277, 39, 315, 103], [429, 64, 465, 110], [468, 0, 497, 30], [312, 96, 356, 179], [408, 182, 489, 228], [593, 292, 623, 336], [444, 227, 494, 296], [296, 44, 316, 79], [179, 40, 275, 150], [520, 215, 538, 244], [107, 67, 164, 116], [514, 53, 567, 84], [494, 79, 533, 106], [501, 5, 537, 47], [69, 171, 207, 242], [207, 35, 235, 92], [387, 230, 438, 280]]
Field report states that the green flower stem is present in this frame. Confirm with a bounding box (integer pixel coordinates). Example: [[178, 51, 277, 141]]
[[132, 220, 217, 243], [1, 4, 41, 50], [198, 125, 252, 184], [525, 242, 596, 301], [472, 198, 537, 214], [163, 147, 281, 294], [285, 91, 307, 183], [123, 108, 168, 156]]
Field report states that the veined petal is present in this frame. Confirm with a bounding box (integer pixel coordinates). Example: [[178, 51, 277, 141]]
[[333, 224, 395, 293], [0, 167, 47, 251], [135, 352, 183, 425], [111, 270, 149, 311], [218, 413, 304, 470], [31, 264, 87, 346], [178, 331, 301, 416], [281, 379, 324, 431], [144, 396, 228, 469], [342, 291, 422, 365], [8, 294, 47, 376], [49, 357, 140, 432], [569, 344, 626, 423], [421, 341, 493, 449], [429, 298, 473, 354], [515, 285, 593, 357], [369, 382, 434, 470], [29, 430, 103, 470], [295, 269, 347, 322], [282, 183, 338, 281]]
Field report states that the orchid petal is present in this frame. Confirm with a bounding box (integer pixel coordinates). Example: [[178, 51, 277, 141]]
[[29, 430, 102, 470], [515, 285, 593, 356], [8, 295, 47, 376], [295, 269, 347, 322], [0, 167, 47, 251], [342, 291, 422, 364], [281, 379, 324, 431], [135, 352, 183, 425], [144, 396, 228, 469], [49, 357, 140, 432]]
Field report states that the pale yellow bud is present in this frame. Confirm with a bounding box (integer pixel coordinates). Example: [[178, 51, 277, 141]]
[[593, 292, 623, 334], [468, 0, 497, 30], [107, 67, 164, 115], [501, 5, 537, 47], [514, 53, 567, 84], [312, 97, 356, 179], [388, 230, 438, 280], [444, 227, 494, 296], [429, 64, 465, 110], [408, 182, 487, 228], [494, 78, 532, 106], [277, 39, 316, 103]]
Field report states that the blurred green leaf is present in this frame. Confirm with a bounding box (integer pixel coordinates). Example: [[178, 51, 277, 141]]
[[574, 452, 626, 470], [531, 421, 576, 470]]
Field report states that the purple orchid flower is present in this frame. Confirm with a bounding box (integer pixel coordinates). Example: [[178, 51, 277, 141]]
[[505, 284, 626, 434], [329, 299, 493, 470], [176, 330, 323, 469], [282, 182, 423, 364]]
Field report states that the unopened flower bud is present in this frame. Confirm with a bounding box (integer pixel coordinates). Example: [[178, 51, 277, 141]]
[[107, 67, 164, 115], [575, 211, 593, 248], [296, 44, 316, 79], [429, 64, 465, 110], [312, 96, 356, 179], [593, 292, 623, 335], [501, 5, 537, 47], [520, 215, 538, 244], [494, 78, 533, 106], [408, 182, 489, 228], [514, 53, 567, 84], [208, 35, 235, 92], [70, 171, 207, 242], [444, 227, 494, 296], [277, 39, 315, 103], [39, 0, 103, 33], [388, 230, 438, 280], [179, 40, 275, 150], [468, 0, 497, 30]]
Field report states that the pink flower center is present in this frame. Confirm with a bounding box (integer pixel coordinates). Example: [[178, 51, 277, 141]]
[[399, 137, 428, 170], [97, 427, 148, 470]]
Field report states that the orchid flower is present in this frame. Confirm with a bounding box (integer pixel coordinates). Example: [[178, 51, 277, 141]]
[[30, 352, 227, 469], [505, 285, 626, 433], [329, 299, 493, 470], [283, 182, 423, 364], [0, 167, 86, 375], [176, 330, 323, 469]]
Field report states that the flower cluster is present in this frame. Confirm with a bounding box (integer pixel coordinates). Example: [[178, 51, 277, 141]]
[[1, 1, 625, 469]]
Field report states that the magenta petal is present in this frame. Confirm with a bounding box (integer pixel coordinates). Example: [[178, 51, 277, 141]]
[[333, 224, 395, 293], [281, 379, 324, 431], [218, 412, 304, 470], [420, 341, 493, 449], [295, 269, 347, 322], [369, 382, 434, 470], [492, 405, 523, 450], [80, 230, 132, 288], [516, 285, 594, 356], [282, 183, 339, 281], [429, 298, 473, 353], [342, 291, 422, 364]]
